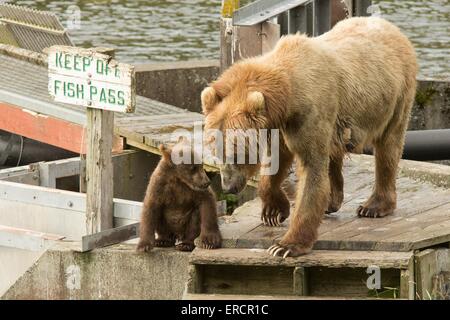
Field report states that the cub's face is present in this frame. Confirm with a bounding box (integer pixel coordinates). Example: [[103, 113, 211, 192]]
[[201, 86, 264, 194], [174, 163, 211, 192], [159, 143, 211, 192]]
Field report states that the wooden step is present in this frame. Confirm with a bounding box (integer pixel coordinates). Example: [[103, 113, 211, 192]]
[[183, 293, 395, 300], [186, 248, 415, 300]]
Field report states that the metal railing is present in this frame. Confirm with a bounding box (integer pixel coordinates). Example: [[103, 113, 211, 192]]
[[233, 0, 372, 36], [0, 4, 73, 53]]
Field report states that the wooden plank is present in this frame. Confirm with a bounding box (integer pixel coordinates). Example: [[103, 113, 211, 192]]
[[0, 179, 143, 222], [85, 107, 114, 233], [38, 157, 81, 188], [348, 202, 450, 243], [293, 267, 308, 295], [261, 21, 280, 54], [219, 199, 263, 248], [0, 224, 64, 251], [432, 271, 450, 300], [220, 18, 233, 72], [190, 248, 414, 269], [0, 180, 85, 212], [0, 102, 86, 154], [319, 196, 450, 243], [399, 255, 415, 300], [81, 222, 139, 252], [183, 293, 393, 300], [415, 249, 438, 300], [308, 266, 401, 298], [200, 264, 294, 296], [232, 24, 262, 62], [0, 165, 39, 185], [47, 46, 136, 113], [0, 102, 123, 154]]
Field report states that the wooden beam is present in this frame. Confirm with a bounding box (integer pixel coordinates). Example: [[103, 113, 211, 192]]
[[0, 102, 123, 154], [0, 164, 39, 185], [293, 266, 308, 296], [399, 255, 415, 300], [220, 18, 233, 73], [261, 21, 280, 54], [0, 102, 85, 153], [81, 222, 139, 252], [0, 224, 64, 251], [85, 48, 115, 234]]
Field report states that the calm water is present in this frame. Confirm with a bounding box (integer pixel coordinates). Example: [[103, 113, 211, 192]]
[[9, 0, 450, 79]]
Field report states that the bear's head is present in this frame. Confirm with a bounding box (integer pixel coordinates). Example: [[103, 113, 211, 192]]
[[159, 140, 211, 192], [201, 62, 290, 194]]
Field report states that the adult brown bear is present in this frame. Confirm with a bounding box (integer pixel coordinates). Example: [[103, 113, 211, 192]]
[[201, 17, 417, 257]]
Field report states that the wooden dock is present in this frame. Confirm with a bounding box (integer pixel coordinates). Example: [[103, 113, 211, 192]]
[[216, 155, 450, 252], [184, 155, 450, 300]]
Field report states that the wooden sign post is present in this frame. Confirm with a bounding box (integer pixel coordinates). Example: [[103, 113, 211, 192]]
[[47, 46, 136, 235]]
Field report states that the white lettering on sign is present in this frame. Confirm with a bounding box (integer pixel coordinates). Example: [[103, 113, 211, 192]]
[[47, 46, 136, 113]]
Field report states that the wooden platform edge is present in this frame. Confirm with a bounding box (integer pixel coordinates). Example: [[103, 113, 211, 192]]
[[189, 248, 414, 269]]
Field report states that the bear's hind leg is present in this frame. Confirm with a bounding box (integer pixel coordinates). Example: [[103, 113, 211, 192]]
[[155, 219, 176, 247], [326, 154, 344, 214], [357, 96, 413, 218], [175, 210, 200, 252]]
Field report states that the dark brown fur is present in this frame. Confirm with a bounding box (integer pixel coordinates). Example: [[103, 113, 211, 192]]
[[136, 144, 222, 252]]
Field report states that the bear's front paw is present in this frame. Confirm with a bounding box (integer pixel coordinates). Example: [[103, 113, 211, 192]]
[[155, 239, 175, 247], [136, 239, 154, 252], [199, 231, 222, 249], [176, 243, 195, 252], [267, 242, 312, 258], [261, 197, 290, 227]]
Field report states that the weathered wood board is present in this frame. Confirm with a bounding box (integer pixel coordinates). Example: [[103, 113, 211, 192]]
[[217, 161, 450, 252], [47, 46, 136, 113], [189, 248, 414, 299]]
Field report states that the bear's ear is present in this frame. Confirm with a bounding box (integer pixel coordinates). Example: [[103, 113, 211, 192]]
[[247, 91, 265, 114], [158, 144, 172, 162], [201, 87, 220, 115]]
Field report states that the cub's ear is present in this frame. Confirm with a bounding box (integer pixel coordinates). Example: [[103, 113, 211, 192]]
[[158, 144, 172, 162], [247, 91, 265, 114], [201, 86, 220, 115]]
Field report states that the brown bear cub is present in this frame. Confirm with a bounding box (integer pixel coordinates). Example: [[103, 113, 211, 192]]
[[137, 142, 222, 252]]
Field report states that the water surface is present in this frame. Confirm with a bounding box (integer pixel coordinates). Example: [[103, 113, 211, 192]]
[[9, 0, 450, 79]]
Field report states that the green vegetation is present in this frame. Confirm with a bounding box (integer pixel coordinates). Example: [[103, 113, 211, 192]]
[[415, 85, 437, 108]]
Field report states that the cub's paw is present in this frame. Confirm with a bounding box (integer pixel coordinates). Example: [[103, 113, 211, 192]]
[[267, 243, 312, 258], [154, 239, 175, 247], [261, 199, 290, 227], [199, 231, 222, 249], [136, 240, 154, 252], [175, 243, 195, 252]]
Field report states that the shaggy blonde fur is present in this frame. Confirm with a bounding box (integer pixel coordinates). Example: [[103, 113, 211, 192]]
[[202, 17, 418, 257]]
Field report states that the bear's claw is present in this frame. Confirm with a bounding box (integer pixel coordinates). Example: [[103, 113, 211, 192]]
[[268, 244, 291, 258], [357, 205, 393, 218], [154, 239, 175, 247], [267, 243, 312, 258], [199, 232, 222, 250], [261, 208, 286, 227], [175, 243, 195, 251]]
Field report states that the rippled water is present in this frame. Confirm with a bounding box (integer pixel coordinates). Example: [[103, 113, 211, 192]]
[[9, 0, 450, 79]]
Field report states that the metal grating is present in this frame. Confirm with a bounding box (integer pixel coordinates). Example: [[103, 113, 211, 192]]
[[0, 4, 73, 53], [0, 21, 17, 46]]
